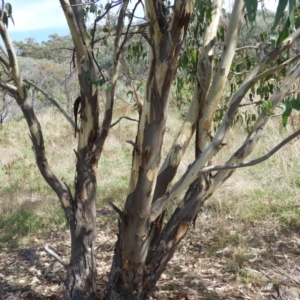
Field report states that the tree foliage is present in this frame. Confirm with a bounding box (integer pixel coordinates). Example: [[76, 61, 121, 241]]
[[13, 34, 73, 63], [0, 0, 300, 299]]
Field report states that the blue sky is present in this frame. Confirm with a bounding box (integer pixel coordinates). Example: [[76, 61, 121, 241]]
[[8, 0, 146, 42], [8, 1, 70, 42], [8, 0, 277, 43]]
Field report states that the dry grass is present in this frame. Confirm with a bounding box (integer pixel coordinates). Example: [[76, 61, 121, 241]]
[[209, 115, 300, 227]]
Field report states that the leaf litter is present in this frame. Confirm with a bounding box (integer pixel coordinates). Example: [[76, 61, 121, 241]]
[[1, 207, 300, 299]]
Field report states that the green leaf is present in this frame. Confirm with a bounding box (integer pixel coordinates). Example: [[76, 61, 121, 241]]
[[9, 13, 14, 25], [217, 25, 225, 42], [282, 99, 292, 127], [260, 32, 267, 42], [281, 115, 289, 127], [127, 91, 133, 100], [246, 56, 252, 70], [262, 100, 274, 116], [276, 13, 290, 45], [90, 4, 96, 14], [105, 3, 111, 10], [289, 0, 296, 29], [295, 16, 300, 28], [270, 33, 279, 47], [235, 61, 243, 72], [103, 27, 110, 33], [24, 82, 31, 93], [5, 3, 12, 16], [291, 94, 300, 111], [89, 28, 95, 37], [3, 3, 14, 26], [272, 0, 288, 30], [230, 83, 235, 96], [86, 73, 100, 86], [102, 82, 112, 91], [2, 12, 8, 28], [244, 0, 258, 23]]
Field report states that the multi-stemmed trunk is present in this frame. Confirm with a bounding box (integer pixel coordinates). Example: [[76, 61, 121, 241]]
[[106, 1, 195, 298]]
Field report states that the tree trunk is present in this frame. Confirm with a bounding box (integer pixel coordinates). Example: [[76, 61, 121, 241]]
[[63, 159, 97, 300], [106, 182, 208, 300], [59, 1, 129, 298], [105, 1, 194, 298]]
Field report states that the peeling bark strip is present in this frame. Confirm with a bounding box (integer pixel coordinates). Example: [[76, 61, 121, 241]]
[[154, 0, 223, 204], [144, 186, 207, 299]]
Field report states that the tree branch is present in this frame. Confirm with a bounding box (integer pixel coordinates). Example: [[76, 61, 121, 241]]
[[120, 51, 142, 114], [0, 15, 73, 221], [216, 100, 262, 112], [94, 0, 129, 160], [196, 0, 245, 158], [206, 60, 300, 197], [0, 54, 9, 69], [90, 2, 122, 84], [150, 37, 300, 221], [211, 30, 300, 155], [0, 21, 24, 98], [217, 42, 272, 55], [117, 0, 142, 61], [235, 42, 271, 52], [199, 128, 300, 173], [110, 116, 139, 128], [24, 79, 76, 130], [91, 1, 123, 50], [60, 0, 100, 150], [230, 70, 249, 76], [0, 81, 17, 95], [154, 0, 223, 202]]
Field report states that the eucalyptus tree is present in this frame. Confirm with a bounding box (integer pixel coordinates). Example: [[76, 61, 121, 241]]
[[0, 0, 300, 300]]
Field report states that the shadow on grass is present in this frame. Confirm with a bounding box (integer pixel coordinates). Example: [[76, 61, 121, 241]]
[[0, 282, 60, 299], [0, 246, 65, 299]]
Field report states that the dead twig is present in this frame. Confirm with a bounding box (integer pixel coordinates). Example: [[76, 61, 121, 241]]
[[272, 265, 300, 286], [44, 244, 68, 268], [107, 200, 123, 216], [110, 115, 139, 128]]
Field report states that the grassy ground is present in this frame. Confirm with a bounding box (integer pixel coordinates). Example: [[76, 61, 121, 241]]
[[0, 103, 300, 299]]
